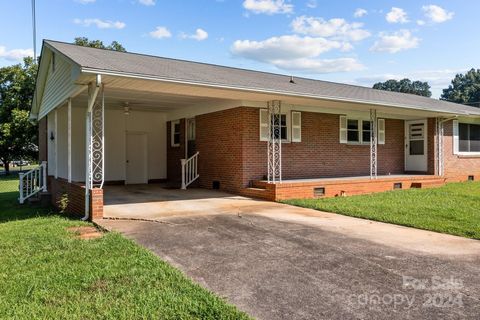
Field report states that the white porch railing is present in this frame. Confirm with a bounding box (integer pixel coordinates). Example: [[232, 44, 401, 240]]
[[18, 161, 47, 204], [181, 152, 199, 189]]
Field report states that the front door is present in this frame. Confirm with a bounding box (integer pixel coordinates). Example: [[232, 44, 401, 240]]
[[405, 120, 428, 172], [126, 132, 148, 184]]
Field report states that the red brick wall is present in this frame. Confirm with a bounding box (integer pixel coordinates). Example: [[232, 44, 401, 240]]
[[49, 177, 103, 220], [241, 107, 405, 186], [426, 118, 437, 175], [443, 120, 480, 181], [191, 107, 406, 192], [166, 119, 186, 183], [196, 108, 244, 192]]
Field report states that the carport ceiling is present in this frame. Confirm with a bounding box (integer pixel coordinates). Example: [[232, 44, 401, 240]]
[[74, 87, 235, 112]]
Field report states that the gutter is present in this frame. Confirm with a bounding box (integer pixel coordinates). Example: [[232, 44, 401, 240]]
[[80, 67, 480, 117]]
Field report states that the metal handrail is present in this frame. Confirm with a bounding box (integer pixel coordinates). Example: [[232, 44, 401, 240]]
[[18, 161, 47, 204]]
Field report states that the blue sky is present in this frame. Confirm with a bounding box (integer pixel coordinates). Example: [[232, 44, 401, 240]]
[[0, 0, 478, 97]]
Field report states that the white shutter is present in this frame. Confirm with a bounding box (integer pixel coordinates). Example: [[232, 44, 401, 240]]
[[259, 109, 269, 141], [378, 119, 385, 145], [291, 111, 301, 142], [453, 120, 459, 154], [339, 115, 347, 143]]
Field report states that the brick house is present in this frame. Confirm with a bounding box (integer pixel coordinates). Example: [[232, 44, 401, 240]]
[[29, 40, 480, 220]]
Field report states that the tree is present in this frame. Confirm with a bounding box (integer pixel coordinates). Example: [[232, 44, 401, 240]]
[[372, 78, 432, 97], [441, 69, 480, 107], [0, 109, 37, 173], [73, 37, 126, 52], [0, 57, 38, 174]]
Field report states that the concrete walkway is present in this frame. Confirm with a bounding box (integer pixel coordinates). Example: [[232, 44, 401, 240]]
[[99, 187, 480, 319]]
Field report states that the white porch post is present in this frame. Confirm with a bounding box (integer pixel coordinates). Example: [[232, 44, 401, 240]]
[[67, 98, 72, 183], [370, 109, 378, 179], [83, 75, 102, 221], [54, 108, 58, 179], [42, 161, 47, 191], [267, 100, 282, 183]]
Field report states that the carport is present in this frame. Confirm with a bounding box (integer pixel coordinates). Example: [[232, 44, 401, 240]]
[[103, 184, 263, 220]]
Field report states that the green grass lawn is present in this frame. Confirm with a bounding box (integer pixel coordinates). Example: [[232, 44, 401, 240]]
[[284, 182, 480, 240], [0, 176, 250, 319]]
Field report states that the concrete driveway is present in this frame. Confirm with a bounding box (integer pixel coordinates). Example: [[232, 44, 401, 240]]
[[98, 188, 480, 320]]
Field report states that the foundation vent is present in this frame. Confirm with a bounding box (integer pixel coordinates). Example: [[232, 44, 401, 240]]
[[314, 187, 325, 197], [393, 182, 403, 190]]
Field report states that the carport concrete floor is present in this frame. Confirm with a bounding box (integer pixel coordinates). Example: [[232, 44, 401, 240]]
[[99, 185, 480, 320]]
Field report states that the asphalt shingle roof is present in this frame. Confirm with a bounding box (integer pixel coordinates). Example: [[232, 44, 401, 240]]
[[45, 40, 480, 116]]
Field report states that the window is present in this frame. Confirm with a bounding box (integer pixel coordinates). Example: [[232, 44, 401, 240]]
[[340, 116, 385, 144], [347, 119, 359, 142], [272, 114, 287, 140], [459, 123, 480, 152], [259, 109, 298, 142], [171, 120, 180, 147], [362, 120, 371, 143], [347, 119, 371, 144]]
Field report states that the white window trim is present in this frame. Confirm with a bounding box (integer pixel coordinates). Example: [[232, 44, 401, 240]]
[[171, 120, 180, 147], [454, 120, 480, 155], [340, 116, 385, 145]]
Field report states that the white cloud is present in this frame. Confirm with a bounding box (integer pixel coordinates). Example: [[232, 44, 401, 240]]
[[138, 0, 155, 5], [422, 5, 454, 23], [291, 16, 370, 41], [306, 0, 317, 9], [149, 26, 172, 39], [0, 46, 34, 61], [417, 20, 426, 26], [231, 35, 363, 73], [73, 18, 126, 29], [354, 8, 367, 18], [181, 28, 209, 41], [232, 35, 344, 61], [370, 30, 420, 53], [386, 7, 409, 24], [242, 0, 293, 15], [75, 0, 96, 4]]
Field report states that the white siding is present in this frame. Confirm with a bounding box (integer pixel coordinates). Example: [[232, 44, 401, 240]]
[[47, 113, 56, 176], [104, 109, 167, 182], [56, 105, 68, 179], [38, 53, 82, 119]]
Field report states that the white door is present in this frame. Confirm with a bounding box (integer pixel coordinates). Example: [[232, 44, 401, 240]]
[[405, 120, 428, 172], [126, 132, 148, 184]]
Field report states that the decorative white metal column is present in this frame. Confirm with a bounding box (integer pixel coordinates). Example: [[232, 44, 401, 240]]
[[370, 109, 378, 179], [83, 75, 103, 220], [267, 100, 282, 183], [89, 90, 105, 188]]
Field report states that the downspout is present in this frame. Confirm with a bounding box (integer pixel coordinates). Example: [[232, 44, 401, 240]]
[[82, 74, 102, 221]]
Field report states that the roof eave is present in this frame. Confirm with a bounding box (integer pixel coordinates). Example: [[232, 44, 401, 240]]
[[80, 67, 479, 117]]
